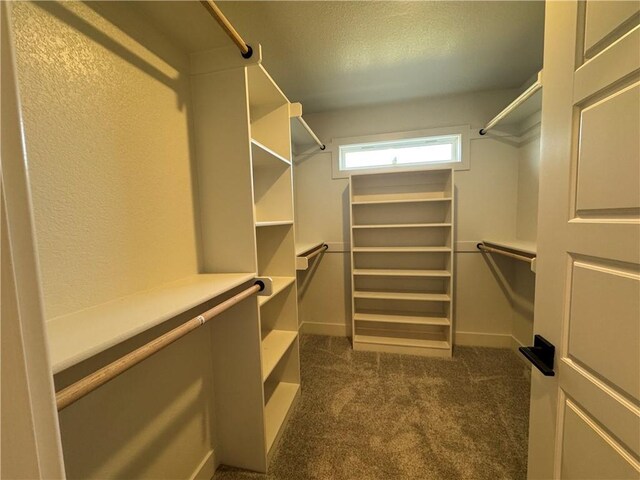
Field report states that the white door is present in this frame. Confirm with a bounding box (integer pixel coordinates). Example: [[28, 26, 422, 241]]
[[527, 1, 640, 479]]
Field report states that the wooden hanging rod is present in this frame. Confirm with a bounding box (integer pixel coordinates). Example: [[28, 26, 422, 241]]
[[55, 281, 265, 411], [477, 243, 535, 264], [304, 243, 328, 261], [479, 70, 543, 135], [298, 116, 326, 150], [200, 0, 253, 58]]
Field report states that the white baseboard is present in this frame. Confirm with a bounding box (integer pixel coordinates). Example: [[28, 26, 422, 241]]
[[454, 331, 513, 348], [300, 321, 349, 337], [190, 449, 216, 480]]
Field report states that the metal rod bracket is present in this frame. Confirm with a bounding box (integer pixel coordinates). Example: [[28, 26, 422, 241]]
[[255, 276, 272, 296]]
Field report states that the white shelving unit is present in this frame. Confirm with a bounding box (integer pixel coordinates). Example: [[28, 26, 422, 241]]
[[248, 65, 301, 465], [350, 169, 455, 357], [190, 60, 300, 471]]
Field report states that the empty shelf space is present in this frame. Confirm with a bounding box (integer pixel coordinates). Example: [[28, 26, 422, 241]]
[[262, 330, 298, 381], [353, 247, 451, 253], [258, 276, 295, 306], [352, 197, 452, 205], [353, 269, 450, 277], [46, 273, 256, 374], [251, 139, 291, 168], [352, 223, 451, 229], [256, 220, 294, 227], [354, 312, 450, 326], [353, 334, 450, 350], [354, 291, 450, 302], [264, 382, 300, 452]]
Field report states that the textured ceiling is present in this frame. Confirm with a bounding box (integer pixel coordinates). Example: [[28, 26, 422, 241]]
[[139, 1, 545, 114], [219, 1, 545, 113]]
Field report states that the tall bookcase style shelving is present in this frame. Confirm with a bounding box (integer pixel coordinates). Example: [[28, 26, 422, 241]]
[[191, 59, 299, 471], [349, 169, 455, 357]]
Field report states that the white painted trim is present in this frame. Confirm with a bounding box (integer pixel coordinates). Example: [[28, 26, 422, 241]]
[[190, 449, 217, 480], [330, 125, 471, 179], [454, 331, 513, 348], [300, 321, 349, 337]]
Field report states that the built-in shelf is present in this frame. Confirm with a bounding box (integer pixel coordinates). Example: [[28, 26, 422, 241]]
[[354, 312, 450, 326], [264, 382, 300, 452], [261, 330, 297, 381], [353, 247, 451, 253], [46, 273, 256, 374], [354, 291, 450, 302], [482, 239, 537, 256], [251, 139, 291, 168], [256, 220, 294, 227], [353, 269, 450, 277], [352, 223, 451, 229], [352, 197, 452, 205], [258, 276, 295, 307], [353, 334, 450, 350]]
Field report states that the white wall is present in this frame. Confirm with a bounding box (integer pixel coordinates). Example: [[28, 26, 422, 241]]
[[9, 3, 216, 478], [294, 90, 532, 346]]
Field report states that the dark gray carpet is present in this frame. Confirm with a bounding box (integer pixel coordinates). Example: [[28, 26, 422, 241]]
[[215, 335, 530, 480]]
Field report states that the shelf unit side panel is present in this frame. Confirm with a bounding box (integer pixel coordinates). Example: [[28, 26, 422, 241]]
[[190, 68, 257, 274]]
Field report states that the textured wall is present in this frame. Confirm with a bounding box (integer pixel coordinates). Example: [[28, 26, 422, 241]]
[[9, 2, 216, 478], [11, 1, 199, 319]]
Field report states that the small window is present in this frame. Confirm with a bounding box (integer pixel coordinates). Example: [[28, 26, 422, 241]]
[[339, 134, 461, 172]]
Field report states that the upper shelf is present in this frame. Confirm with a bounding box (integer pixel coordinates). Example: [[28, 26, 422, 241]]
[[46, 273, 256, 374], [482, 239, 537, 256]]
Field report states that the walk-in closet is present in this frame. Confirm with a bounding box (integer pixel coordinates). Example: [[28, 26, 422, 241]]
[[3, 1, 639, 480]]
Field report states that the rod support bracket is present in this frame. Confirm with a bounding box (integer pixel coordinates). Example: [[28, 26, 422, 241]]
[[255, 276, 272, 296], [241, 44, 253, 59]]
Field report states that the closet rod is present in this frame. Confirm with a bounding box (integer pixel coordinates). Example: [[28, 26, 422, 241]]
[[304, 243, 328, 260], [479, 71, 542, 135], [298, 116, 326, 150], [477, 243, 534, 264], [55, 281, 265, 411], [200, 0, 253, 58]]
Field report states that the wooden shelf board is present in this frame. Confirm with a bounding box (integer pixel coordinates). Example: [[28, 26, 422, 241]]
[[354, 291, 450, 302], [262, 330, 297, 381], [255, 220, 294, 227], [352, 197, 452, 206], [352, 223, 451, 229], [47, 273, 256, 374], [354, 312, 450, 326], [295, 241, 325, 257], [251, 138, 291, 168], [353, 334, 450, 350], [258, 276, 295, 306], [265, 381, 300, 452], [353, 269, 450, 278], [482, 239, 537, 256], [352, 247, 451, 253]]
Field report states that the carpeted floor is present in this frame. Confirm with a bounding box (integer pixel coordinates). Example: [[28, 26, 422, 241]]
[[215, 334, 531, 480]]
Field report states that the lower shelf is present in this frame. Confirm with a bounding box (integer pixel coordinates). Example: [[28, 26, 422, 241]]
[[353, 330, 451, 357], [264, 382, 300, 453], [262, 330, 297, 381], [258, 276, 295, 306], [354, 312, 450, 326]]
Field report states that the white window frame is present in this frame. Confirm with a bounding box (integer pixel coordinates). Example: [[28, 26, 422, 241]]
[[329, 125, 470, 179]]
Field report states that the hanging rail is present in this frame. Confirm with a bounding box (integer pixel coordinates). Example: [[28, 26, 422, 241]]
[[304, 243, 328, 261], [56, 280, 265, 411], [477, 243, 535, 264], [298, 116, 326, 150], [479, 71, 542, 135], [201, 0, 253, 58]]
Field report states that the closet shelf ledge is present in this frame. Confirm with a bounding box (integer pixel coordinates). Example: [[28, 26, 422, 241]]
[[258, 276, 295, 306], [47, 273, 256, 374]]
